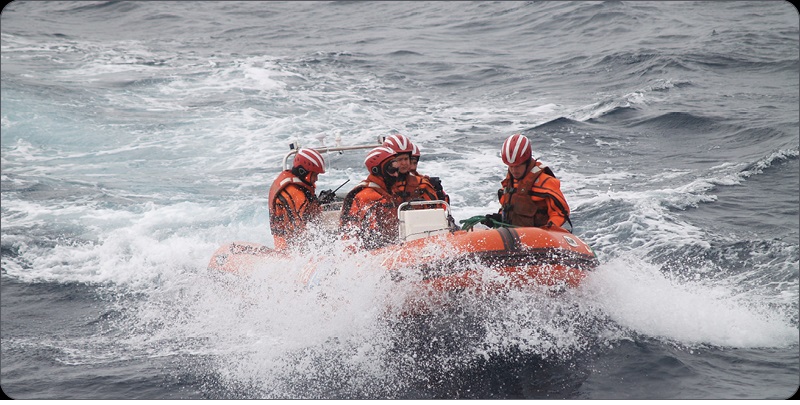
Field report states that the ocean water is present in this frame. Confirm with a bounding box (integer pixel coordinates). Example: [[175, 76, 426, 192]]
[[1, 0, 798, 400]]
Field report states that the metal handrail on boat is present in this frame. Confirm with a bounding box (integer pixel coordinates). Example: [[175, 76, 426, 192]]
[[281, 136, 384, 170]]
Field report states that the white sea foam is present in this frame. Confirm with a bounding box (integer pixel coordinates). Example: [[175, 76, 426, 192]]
[[580, 255, 799, 348], [127, 234, 403, 396], [2, 198, 264, 284]]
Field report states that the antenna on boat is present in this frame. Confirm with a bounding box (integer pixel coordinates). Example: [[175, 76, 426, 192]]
[[332, 179, 350, 194]]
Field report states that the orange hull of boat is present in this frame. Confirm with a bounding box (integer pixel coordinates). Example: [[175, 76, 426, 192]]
[[208, 226, 597, 292]]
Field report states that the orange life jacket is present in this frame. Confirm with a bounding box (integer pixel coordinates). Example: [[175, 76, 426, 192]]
[[340, 175, 399, 250], [391, 172, 438, 204], [414, 172, 450, 204], [268, 170, 320, 249], [499, 161, 570, 228]]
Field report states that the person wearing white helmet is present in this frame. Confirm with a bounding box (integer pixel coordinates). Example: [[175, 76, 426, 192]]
[[485, 133, 571, 229], [339, 146, 402, 250], [382, 133, 438, 203], [268, 148, 328, 250]]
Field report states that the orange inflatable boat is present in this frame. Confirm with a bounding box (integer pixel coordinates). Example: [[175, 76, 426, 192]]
[[208, 200, 598, 295], [207, 142, 598, 312]]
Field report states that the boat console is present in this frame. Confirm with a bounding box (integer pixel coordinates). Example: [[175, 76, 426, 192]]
[[397, 200, 454, 242]]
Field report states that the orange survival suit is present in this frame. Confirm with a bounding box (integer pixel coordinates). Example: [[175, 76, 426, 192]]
[[390, 172, 439, 204], [339, 174, 399, 251], [268, 170, 322, 250], [411, 171, 450, 204], [498, 160, 571, 228]]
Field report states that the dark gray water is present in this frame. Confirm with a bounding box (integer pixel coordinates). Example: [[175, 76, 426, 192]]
[[2, 0, 798, 399]]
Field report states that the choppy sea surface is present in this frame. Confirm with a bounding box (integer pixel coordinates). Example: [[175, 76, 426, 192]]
[[1, 0, 798, 400]]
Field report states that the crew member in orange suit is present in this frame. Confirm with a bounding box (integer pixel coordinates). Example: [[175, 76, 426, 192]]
[[382, 133, 438, 203], [268, 148, 328, 250], [487, 133, 571, 229], [408, 141, 450, 204], [339, 146, 401, 250]]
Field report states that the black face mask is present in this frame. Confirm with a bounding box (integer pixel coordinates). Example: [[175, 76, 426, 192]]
[[371, 160, 397, 176], [292, 166, 307, 177], [292, 166, 313, 186], [381, 161, 399, 189]]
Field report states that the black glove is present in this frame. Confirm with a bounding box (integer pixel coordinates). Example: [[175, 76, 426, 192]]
[[318, 189, 335, 204], [481, 213, 502, 227], [429, 176, 443, 191]]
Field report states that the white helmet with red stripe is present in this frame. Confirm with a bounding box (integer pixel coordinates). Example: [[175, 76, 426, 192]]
[[501, 133, 532, 167], [293, 148, 326, 174], [365, 146, 398, 176], [383, 133, 415, 154]]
